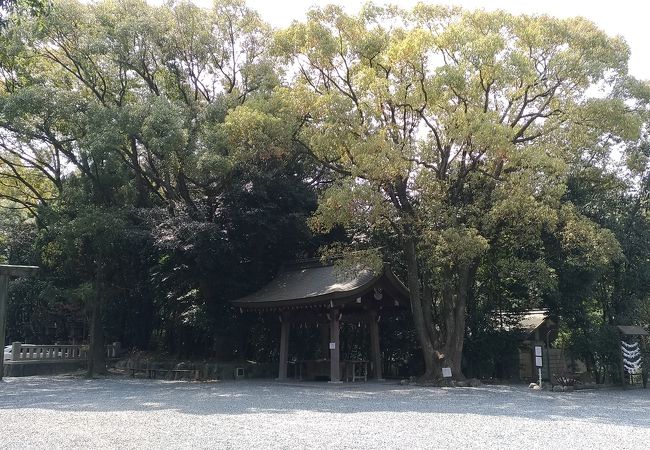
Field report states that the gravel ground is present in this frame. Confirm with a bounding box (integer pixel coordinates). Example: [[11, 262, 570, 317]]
[[1, 376, 649, 449]]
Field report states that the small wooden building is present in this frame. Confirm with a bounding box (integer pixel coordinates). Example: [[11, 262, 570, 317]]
[[516, 310, 558, 381], [231, 260, 409, 382]]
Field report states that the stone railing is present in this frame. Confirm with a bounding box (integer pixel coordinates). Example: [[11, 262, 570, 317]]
[[9, 342, 121, 361]]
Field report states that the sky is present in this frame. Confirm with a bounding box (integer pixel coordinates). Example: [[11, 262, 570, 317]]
[[181, 0, 650, 81]]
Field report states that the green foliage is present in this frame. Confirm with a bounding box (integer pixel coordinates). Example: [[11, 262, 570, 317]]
[[0, 0, 318, 359], [555, 320, 620, 384], [0, 1, 648, 380], [267, 2, 647, 378], [0, 0, 49, 28], [463, 330, 524, 380]]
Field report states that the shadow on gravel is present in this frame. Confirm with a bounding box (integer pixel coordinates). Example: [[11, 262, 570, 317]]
[[1, 376, 649, 428]]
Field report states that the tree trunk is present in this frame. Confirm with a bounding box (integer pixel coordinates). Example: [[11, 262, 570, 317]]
[[406, 239, 478, 381], [440, 264, 476, 380], [403, 235, 439, 379], [128, 137, 151, 208]]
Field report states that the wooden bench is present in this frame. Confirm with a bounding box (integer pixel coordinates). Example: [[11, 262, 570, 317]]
[[129, 367, 148, 377], [147, 368, 198, 380], [129, 366, 199, 380], [344, 360, 368, 382]]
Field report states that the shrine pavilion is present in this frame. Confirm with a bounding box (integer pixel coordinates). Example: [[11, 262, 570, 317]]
[[231, 259, 410, 382]]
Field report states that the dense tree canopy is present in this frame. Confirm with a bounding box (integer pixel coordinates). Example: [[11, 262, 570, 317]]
[[0, 0, 318, 375], [1, 0, 649, 381], [233, 4, 648, 379]]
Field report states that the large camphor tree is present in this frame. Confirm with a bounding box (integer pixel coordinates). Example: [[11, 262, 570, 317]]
[[233, 3, 647, 380]]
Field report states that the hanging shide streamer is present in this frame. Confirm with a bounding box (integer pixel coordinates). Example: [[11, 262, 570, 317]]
[[621, 341, 641, 350], [621, 341, 642, 373]]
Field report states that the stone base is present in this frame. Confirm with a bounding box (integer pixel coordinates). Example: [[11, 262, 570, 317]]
[[3, 360, 87, 377]]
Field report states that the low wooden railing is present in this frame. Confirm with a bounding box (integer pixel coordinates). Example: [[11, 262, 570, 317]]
[[9, 342, 121, 361]]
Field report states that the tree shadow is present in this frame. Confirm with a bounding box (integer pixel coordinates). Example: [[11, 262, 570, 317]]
[[1, 376, 649, 429]]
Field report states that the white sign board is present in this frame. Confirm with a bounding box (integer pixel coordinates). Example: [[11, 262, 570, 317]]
[[329, 342, 336, 350], [442, 367, 452, 378], [535, 346, 542, 357], [535, 356, 543, 367]]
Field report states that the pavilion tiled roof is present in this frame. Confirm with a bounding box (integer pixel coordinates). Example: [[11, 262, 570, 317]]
[[231, 260, 408, 310]]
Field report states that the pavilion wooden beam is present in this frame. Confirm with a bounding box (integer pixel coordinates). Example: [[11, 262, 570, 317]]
[[329, 308, 341, 383], [278, 311, 291, 380], [275, 309, 376, 325], [0, 265, 39, 381]]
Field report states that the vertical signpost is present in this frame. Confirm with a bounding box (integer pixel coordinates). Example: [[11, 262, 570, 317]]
[[535, 345, 543, 389], [0, 265, 39, 381]]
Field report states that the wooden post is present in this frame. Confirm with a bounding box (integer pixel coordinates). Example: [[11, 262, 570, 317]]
[[329, 308, 341, 383], [642, 337, 648, 389], [0, 265, 39, 381], [369, 310, 383, 380], [619, 333, 626, 389], [278, 311, 290, 380], [0, 274, 8, 381]]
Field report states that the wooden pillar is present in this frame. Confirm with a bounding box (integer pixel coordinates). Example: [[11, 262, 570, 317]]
[[369, 310, 383, 380], [643, 337, 648, 389], [0, 274, 8, 381], [278, 311, 290, 380], [619, 333, 626, 389], [329, 308, 341, 383]]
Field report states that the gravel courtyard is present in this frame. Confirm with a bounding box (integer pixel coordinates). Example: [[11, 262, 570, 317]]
[[1, 376, 649, 449]]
